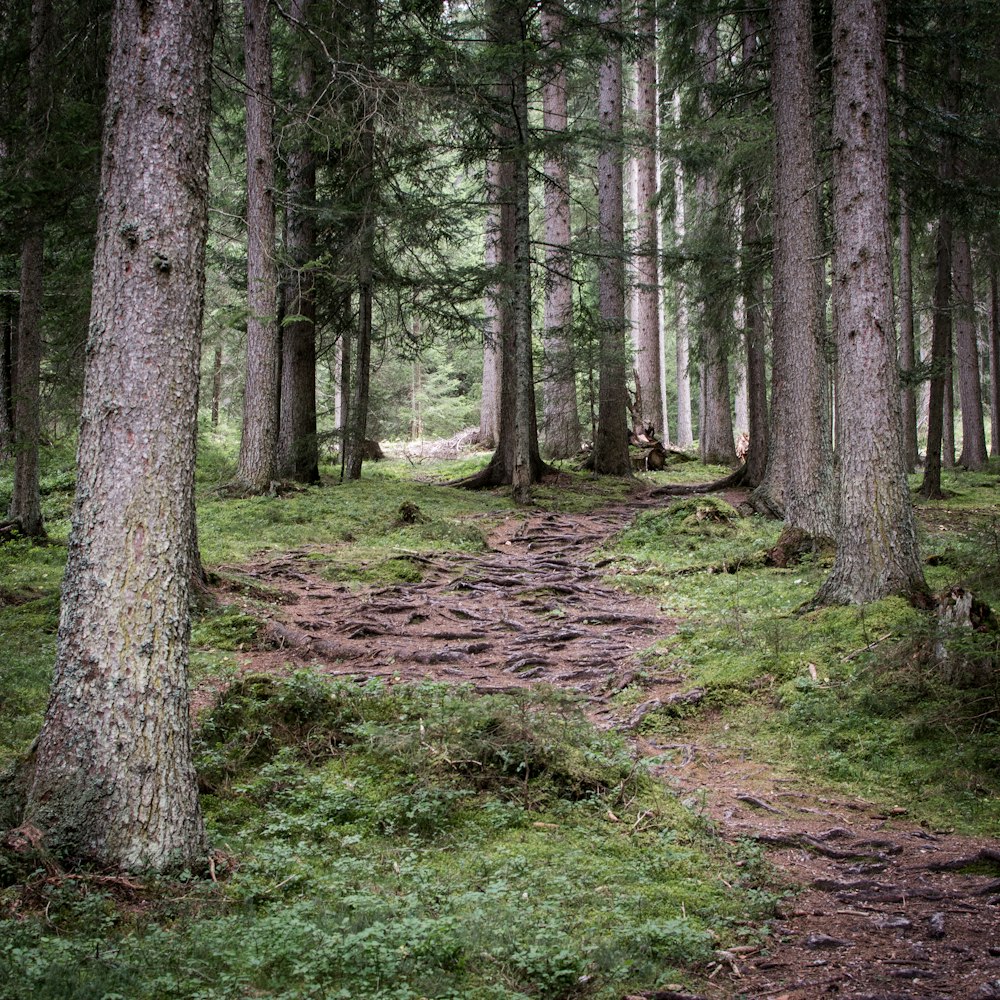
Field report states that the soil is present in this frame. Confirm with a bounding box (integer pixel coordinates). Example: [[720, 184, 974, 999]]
[[212, 485, 1000, 1000]]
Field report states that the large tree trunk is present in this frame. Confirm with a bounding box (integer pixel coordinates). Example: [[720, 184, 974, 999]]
[[277, 0, 319, 484], [747, 0, 835, 537], [990, 262, 1000, 456], [592, 0, 631, 476], [539, 4, 580, 460], [455, 0, 549, 492], [693, 20, 735, 467], [8, 0, 51, 539], [479, 165, 502, 450], [953, 232, 987, 469], [740, 11, 768, 487], [817, 0, 926, 606], [895, 26, 918, 471], [235, 0, 279, 493], [671, 93, 693, 449], [630, 0, 662, 437], [22, 0, 214, 870]]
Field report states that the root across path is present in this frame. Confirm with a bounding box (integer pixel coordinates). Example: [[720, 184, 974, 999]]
[[216, 489, 1000, 1000]]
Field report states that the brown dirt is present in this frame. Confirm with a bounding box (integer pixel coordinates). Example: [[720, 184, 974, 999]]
[[209, 487, 1000, 1000]]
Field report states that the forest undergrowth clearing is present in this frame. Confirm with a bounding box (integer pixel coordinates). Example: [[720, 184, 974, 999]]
[[190, 465, 1000, 999], [2, 458, 1000, 998]]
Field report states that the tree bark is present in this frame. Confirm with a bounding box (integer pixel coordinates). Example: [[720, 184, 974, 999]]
[[693, 20, 736, 466], [671, 93, 693, 449], [630, 0, 662, 437], [454, 0, 549, 492], [539, 4, 580, 459], [592, 0, 631, 476], [210, 344, 222, 428], [344, 0, 377, 483], [740, 11, 768, 488], [990, 262, 1000, 456], [479, 163, 502, 450], [22, 0, 214, 870], [0, 293, 13, 461], [8, 0, 51, 539], [748, 0, 835, 537], [895, 26, 918, 471], [817, 0, 926, 606], [235, 0, 279, 493], [277, 0, 319, 484], [953, 231, 987, 469]]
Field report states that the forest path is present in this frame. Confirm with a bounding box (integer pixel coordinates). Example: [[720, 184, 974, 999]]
[[217, 489, 1000, 1000]]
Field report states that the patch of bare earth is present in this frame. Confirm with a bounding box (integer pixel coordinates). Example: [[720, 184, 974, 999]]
[[209, 488, 1000, 1000]]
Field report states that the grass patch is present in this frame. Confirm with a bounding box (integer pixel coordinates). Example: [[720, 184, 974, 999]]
[[0, 676, 778, 1000]]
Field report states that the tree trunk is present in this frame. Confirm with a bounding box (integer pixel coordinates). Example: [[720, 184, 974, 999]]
[[210, 344, 222, 428], [990, 262, 999, 456], [922, 218, 952, 498], [22, 0, 214, 870], [671, 91, 693, 449], [953, 232, 987, 469], [539, 4, 580, 459], [8, 0, 51, 539], [479, 164, 502, 450], [943, 331, 956, 468], [592, 0, 631, 476], [694, 20, 735, 467], [895, 26, 918, 471], [277, 0, 319, 484], [630, 0, 661, 437], [740, 11, 768, 487], [817, 0, 926, 606], [748, 0, 835, 536], [0, 293, 13, 461], [235, 0, 279, 493], [454, 0, 549, 492]]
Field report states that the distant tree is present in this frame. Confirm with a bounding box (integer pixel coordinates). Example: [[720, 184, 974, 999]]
[[817, 0, 926, 605], [592, 0, 631, 476], [539, 2, 581, 459], [22, 0, 214, 869], [669, 90, 693, 449], [277, 0, 320, 484], [953, 232, 987, 469], [692, 18, 735, 466], [990, 261, 1000, 457], [7, 0, 51, 539], [479, 167, 502, 449], [629, 0, 662, 438], [234, 0, 279, 493], [747, 0, 835, 540]]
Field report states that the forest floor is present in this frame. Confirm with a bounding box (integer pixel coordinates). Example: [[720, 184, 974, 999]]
[[214, 483, 1000, 1000]]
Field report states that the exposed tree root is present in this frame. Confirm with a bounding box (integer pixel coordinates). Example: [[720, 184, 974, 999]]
[[648, 463, 746, 497]]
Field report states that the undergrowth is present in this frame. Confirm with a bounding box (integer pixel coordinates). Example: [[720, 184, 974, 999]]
[[608, 468, 1000, 833], [0, 677, 777, 1000]]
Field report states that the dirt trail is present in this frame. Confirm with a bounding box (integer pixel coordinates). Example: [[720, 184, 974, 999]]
[[219, 490, 1000, 1000]]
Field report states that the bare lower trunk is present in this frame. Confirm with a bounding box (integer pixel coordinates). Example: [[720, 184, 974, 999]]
[[896, 27, 918, 471], [671, 91, 693, 448], [694, 21, 735, 467], [943, 336, 955, 468], [480, 160, 502, 449], [9, 231, 45, 537], [0, 294, 13, 460], [922, 218, 952, 498], [990, 263, 999, 456], [817, 0, 926, 606], [593, 0, 631, 476], [277, 0, 319, 484], [539, 5, 580, 459], [747, 0, 834, 535], [953, 232, 987, 469], [235, 0, 279, 493], [210, 344, 222, 428], [23, 0, 213, 870], [630, 0, 661, 436]]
